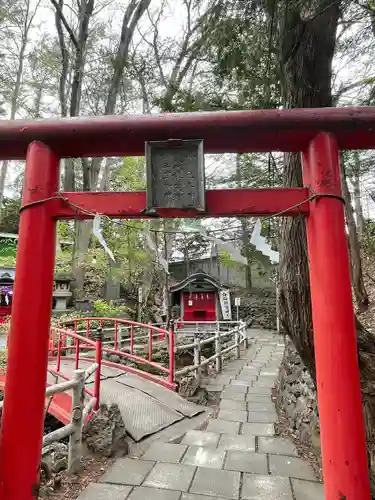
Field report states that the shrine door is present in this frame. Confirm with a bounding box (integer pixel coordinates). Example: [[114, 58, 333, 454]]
[[183, 292, 216, 322]]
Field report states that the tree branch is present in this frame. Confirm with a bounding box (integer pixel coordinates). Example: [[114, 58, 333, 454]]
[[49, 0, 79, 48]]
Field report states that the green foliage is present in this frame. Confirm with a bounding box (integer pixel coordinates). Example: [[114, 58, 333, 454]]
[[0, 197, 20, 234], [93, 299, 134, 318]]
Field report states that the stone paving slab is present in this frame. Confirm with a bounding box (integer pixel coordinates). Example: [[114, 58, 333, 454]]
[[241, 474, 293, 500], [247, 411, 276, 423], [222, 385, 248, 395], [219, 399, 247, 411], [258, 436, 298, 456], [128, 486, 181, 500], [224, 450, 268, 474], [229, 379, 252, 387], [242, 422, 275, 436], [181, 494, 228, 500], [218, 409, 247, 422], [220, 391, 246, 402], [269, 454, 317, 481], [182, 446, 226, 469], [77, 483, 133, 500], [189, 467, 241, 499], [247, 387, 272, 395], [206, 419, 240, 435], [182, 430, 220, 448], [217, 434, 256, 452], [141, 442, 187, 463], [291, 479, 324, 499], [100, 458, 155, 486], [246, 401, 276, 413], [143, 463, 196, 492], [245, 394, 272, 403]]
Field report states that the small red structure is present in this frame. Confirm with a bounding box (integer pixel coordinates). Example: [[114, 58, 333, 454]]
[[0, 108, 374, 500], [0, 275, 14, 322], [170, 271, 226, 322]]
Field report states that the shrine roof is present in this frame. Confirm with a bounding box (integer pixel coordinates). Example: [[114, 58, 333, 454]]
[[169, 271, 228, 293]]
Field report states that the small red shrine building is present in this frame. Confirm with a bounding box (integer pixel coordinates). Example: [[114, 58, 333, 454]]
[[169, 271, 230, 322]]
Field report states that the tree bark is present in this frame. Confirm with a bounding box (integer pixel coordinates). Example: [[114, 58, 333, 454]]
[[352, 152, 366, 237], [341, 156, 369, 312], [276, 0, 375, 487]]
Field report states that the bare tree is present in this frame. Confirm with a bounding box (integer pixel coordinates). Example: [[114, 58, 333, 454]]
[[0, 0, 41, 208]]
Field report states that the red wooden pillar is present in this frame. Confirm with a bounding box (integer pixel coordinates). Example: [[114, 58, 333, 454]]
[[0, 142, 59, 500], [302, 132, 371, 499]]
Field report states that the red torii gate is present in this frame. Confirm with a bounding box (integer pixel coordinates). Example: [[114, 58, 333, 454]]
[[0, 108, 373, 500]]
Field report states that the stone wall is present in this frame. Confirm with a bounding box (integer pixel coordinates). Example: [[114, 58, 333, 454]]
[[276, 338, 321, 456], [233, 292, 277, 330]]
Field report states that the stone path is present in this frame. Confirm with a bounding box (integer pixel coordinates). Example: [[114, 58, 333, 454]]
[[77, 329, 324, 500]]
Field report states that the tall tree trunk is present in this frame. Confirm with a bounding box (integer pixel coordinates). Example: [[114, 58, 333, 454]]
[[0, 0, 34, 207], [236, 154, 252, 288], [71, 0, 152, 295], [276, 0, 375, 488], [352, 152, 365, 237], [341, 157, 369, 312]]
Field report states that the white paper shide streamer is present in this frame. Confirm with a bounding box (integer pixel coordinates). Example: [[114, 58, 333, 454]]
[[93, 214, 116, 263]]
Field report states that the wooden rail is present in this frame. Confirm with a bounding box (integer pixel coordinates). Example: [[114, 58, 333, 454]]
[[174, 321, 248, 381]]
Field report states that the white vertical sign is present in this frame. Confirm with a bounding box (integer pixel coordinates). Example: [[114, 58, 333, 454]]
[[219, 289, 232, 320]]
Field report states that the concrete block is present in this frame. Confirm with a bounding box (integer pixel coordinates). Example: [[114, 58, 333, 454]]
[[128, 487, 181, 500], [258, 437, 298, 456], [143, 463, 196, 492], [182, 446, 226, 469], [217, 409, 247, 422], [182, 430, 220, 448], [224, 450, 268, 474], [217, 434, 255, 452], [100, 458, 155, 486], [141, 442, 187, 463], [206, 419, 240, 435], [189, 467, 241, 499], [77, 483, 132, 500], [269, 455, 317, 481], [241, 474, 293, 500], [291, 479, 324, 500], [242, 422, 275, 436]]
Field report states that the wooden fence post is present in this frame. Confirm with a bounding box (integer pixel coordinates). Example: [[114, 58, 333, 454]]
[[68, 369, 85, 474], [234, 327, 240, 359], [215, 324, 222, 372], [194, 333, 201, 383]]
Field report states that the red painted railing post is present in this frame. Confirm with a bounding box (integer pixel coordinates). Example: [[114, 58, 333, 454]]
[[130, 326, 134, 355], [302, 132, 371, 500], [148, 327, 153, 362], [86, 319, 89, 338], [0, 142, 59, 500], [93, 328, 103, 411], [168, 323, 175, 387]]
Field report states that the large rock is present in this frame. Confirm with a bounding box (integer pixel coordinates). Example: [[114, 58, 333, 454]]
[[276, 339, 320, 454], [82, 403, 128, 457]]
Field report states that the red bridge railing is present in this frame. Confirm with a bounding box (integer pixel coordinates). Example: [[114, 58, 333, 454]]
[[50, 318, 176, 407]]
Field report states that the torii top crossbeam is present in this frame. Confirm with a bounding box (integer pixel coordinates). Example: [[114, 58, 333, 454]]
[[0, 106, 375, 159]]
